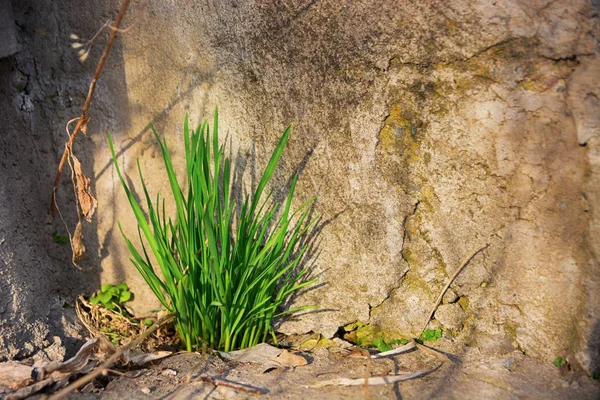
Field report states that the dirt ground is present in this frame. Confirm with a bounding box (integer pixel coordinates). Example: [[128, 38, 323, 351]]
[[33, 339, 599, 400]]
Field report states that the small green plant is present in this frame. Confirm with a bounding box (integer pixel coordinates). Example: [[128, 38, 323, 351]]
[[419, 328, 442, 343], [52, 231, 69, 245], [373, 338, 391, 352], [554, 356, 567, 368], [373, 338, 405, 352], [108, 110, 318, 352], [90, 283, 132, 312]]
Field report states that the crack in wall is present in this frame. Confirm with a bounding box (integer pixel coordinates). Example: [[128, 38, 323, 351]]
[[367, 199, 420, 323]]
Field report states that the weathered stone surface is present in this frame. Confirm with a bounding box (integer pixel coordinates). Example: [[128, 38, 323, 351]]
[[0, 0, 19, 59], [435, 304, 467, 331], [0, 0, 599, 377], [442, 289, 459, 304]]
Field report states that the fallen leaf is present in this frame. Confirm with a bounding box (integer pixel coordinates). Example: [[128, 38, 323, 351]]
[[71, 155, 97, 222], [33, 338, 99, 379], [220, 343, 308, 372], [4, 340, 99, 399], [220, 343, 282, 364], [272, 350, 307, 368]]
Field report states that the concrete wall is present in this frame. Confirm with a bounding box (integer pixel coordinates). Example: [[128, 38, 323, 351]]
[[1, 0, 598, 374]]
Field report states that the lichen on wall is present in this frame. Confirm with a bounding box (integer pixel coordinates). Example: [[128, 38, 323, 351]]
[[371, 37, 594, 370]]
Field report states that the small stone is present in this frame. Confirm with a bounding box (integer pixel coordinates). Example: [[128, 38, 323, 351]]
[[140, 387, 151, 394], [434, 303, 467, 331], [502, 358, 515, 369], [442, 289, 459, 304], [161, 368, 177, 376], [477, 333, 515, 355], [10, 70, 27, 92], [570, 380, 580, 389]]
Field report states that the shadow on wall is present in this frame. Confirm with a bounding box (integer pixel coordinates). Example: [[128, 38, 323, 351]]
[[589, 320, 600, 377], [94, 70, 217, 285], [99, 84, 341, 324], [0, 0, 133, 359]]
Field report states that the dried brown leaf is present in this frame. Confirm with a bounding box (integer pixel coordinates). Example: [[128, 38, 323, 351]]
[[71, 220, 85, 266], [71, 155, 97, 222], [272, 350, 307, 368], [33, 338, 99, 380], [220, 343, 282, 364]]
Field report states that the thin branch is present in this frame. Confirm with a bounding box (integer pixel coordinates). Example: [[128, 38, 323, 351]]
[[198, 376, 265, 395], [50, 0, 131, 218], [371, 341, 416, 359], [47, 313, 175, 400], [420, 243, 490, 336], [307, 365, 443, 388]]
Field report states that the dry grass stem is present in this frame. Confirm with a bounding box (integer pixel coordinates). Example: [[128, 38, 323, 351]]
[[50, 0, 131, 220], [48, 313, 175, 400]]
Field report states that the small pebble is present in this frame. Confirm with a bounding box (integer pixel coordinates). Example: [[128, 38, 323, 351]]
[[10, 70, 27, 91], [140, 387, 151, 394], [161, 368, 177, 376], [503, 358, 515, 369], [570, 380, 579, 389]]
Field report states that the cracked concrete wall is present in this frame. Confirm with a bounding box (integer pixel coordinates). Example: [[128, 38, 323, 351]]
[[2, 0, 599, 375]]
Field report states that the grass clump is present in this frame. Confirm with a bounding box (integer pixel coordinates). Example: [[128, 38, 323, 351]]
[[108, 110, 318, 352]]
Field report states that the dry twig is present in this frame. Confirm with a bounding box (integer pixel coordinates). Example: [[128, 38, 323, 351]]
[[198, 376, 265, 395], [307, 364, 442, 388], [371, 341, 416, 359], [47, 313, 175, 400], [50, 0, 131, 218]]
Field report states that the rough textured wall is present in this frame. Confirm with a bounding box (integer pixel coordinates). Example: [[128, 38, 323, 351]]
[[1, 0, 599, 375], [0, 0, 125, 360]]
